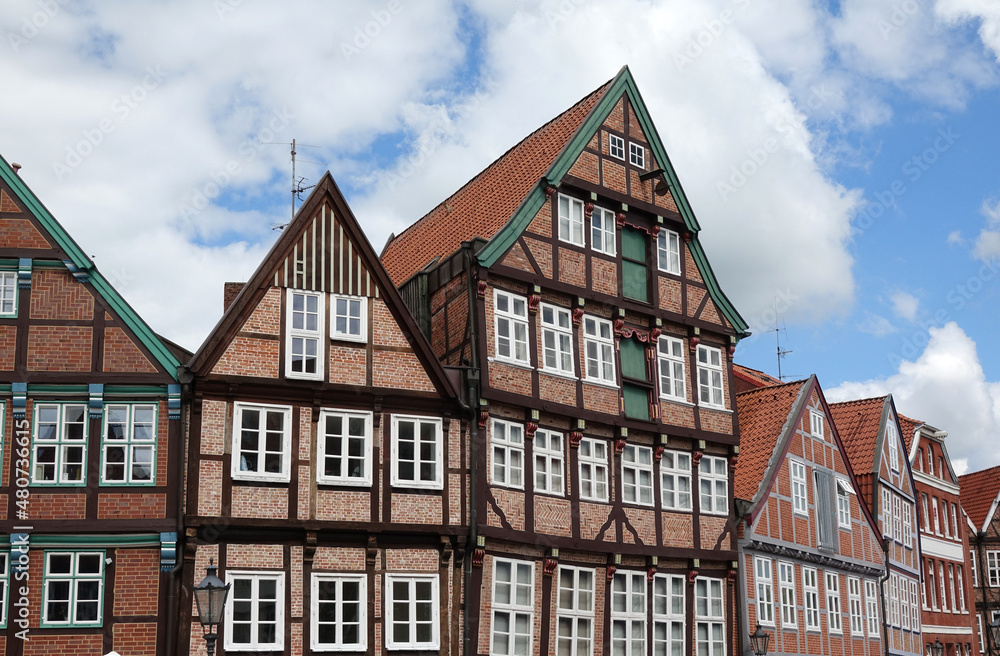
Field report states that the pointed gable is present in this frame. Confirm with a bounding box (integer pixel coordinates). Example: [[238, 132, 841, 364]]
[[829, 397, 888, 477], [959, 464, 1000, 532], [734, 379, 807, 502]]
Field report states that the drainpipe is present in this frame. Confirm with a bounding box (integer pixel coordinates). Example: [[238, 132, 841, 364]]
[[977, 532, 992, 656], [881, 536, 891, 656], [461, 241, 481, 656], [166, 368, 193, 656]]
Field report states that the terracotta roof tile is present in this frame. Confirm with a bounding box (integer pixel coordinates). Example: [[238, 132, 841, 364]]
[[897, 413, 920, 453], [732, 363, 783, 394], [959, 464, 1000, 531], [829, 397, 887, 479], [381, 80, 612, 286], [734, 380, 807, 501]]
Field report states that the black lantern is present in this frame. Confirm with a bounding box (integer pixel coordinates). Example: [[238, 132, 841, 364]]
[[194, 558, 231, 656], [749, 622, 770, 656], [991, 617, 1000, 655], [931, 639, 944, 656]]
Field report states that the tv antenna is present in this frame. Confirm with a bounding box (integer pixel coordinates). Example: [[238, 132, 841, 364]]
[[766, 299, 793, 381], [263, 138, 321, 229]]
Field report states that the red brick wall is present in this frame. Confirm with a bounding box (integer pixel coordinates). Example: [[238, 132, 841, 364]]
[[98, 493, 166, 519], [27, 325, 92, 371], [103, 326, 157, 373], [212, 335, 279, 377], [113, 622, 157, 656], [113, 549, 159, 615], [231, 485, 287, 518], [223, 281, 245, 311], [372, 350, 435, 392], [29, 492, 86, 519], [1, 217, 51, 247], [0, 324, 16, 370], [23, 635, 104, 655], [329, 342, 366, 385], [556, 247, 586, 288], [240, 286, 280, 335], [29, 269, 94, 320]]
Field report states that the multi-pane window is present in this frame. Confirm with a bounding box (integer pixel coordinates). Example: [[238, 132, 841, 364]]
[[287, 289, 323, 378], [661, 450, 692, 511], [591, 206, 616, 256], [101, 403, 156, 484], [583, 316, 616, 385], [621, 226, 649, 302], [492, 560, 533, 656], [657, 229, 681, 275], [558, 194, 585, 246], [901, 575, 910, 629], [226, 572, 284, 650], [609, 134, 626, 160], [791, 461, 808, 516], [826, 572, 842, 633], [495, 290, 529, 365], [541, 304, 574, 375], [755, 557, 774, 626], [836, 478, 852, 528], [578, 438, 608, 502], [696, 346, 724, 408], [810, 410, 825, 437], [331, 294, 365, 342], [492, 419, 524, 489], [952, 503, 961, 543], [42, 552, 104, 627], [943, 499, 952, 538], [950, 563, 958, 612], [903, 503, 912, 547], [848, 577, 863, 636], [392, 415, 443, 489], [778, 562, 796, 628], [866, 579, 881, 636], [699, 456, 728, 515], [621, 445, 654, 506], [311, 574, 365, 652], [386, 574, 439, 650], [971, 551, 978, 587], [317, 409, 372, 486], [803, 567, 820, 630], [534, 429, 564, 496], [629, 142, 645, 168], [32, 403, 87, 485], [653, 574, 685, 656], [232, 403, 292, 481], [933, 497, 942, 534], [887, 422, 899, 471], [889, 573, 900, 625], [611, 572, 646, 656], [0, 271, 17, 316], [893, 494, 902, 542], [0, 552, 6, 629], [911, 580, 920, 630], [557, 566, 594, 656], [922, 493, 930, 534], [695, 577, 725, 656], [929, 562, 938, 609], [958, 565, 967, 611], [657, 336, 686, 401]]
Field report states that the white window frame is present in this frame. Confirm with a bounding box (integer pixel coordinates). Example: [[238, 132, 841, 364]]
[[958, 565, 967, 612], [912, 580, 920, 629], [310, 573, 367, 652], [754, 557, 775, 626], [699, 455, 728, 516], [791, 461, 808, 516], [928, 448, 935, 475], [286, 288, 325, 379], [952, 503, 961, 543], [533, 429, 564, 496], [0, 551, 6, 629], [31, 402, 88, 485], [540, 304, 574, 376], [661, 450, 692, 511], [578, 437, 609, 502], [803, 567, 820, 631], [330, 293, 366, 343], [41, 551, 104, 627], [100, 403, 157, 485], [609, 133, 625, 160], [826, 572, 842, 633], [889, 573, 900, 626], [887, 422, 900, 472], [558, 193, 585, 246], [0, 271, 16, 316], [391, 415, 443, 490], [944, 499, 953, 538], [491, 418, 524, 489], [866, 579, 881, 636], [893, 493, 902, 542], [950, 563, 958, 613], [556, 566, 595, 656], [621, 444, 654, 506], [224, 571, 285, 651], [922, 493, 930, 534], [629, 142, 645, 168], [848, 577, 863, 636], [695, 577, 726, 656], [929, 561, 939, 610], [657, 229, 681, 275], [657, 336, 687, 402], [980, 615, 986, 654], [591, 205, 616, 256], [385, 573, 440, 651], [778, 562, 796, 629], [986, 550, 1000, 587], [491, 559, 533, 656], [971, 550, 978, 587], [316, 409, 373, 486], [611, 571, 646, 656], [654, 574, 686, 656], [903, 502, 912, 548], [231, 402, 292, 482], [494, 289, 530, 365], [696, 345, 725, 409], [836, 478, 853, 528], [901, 573, 910, 629], [810, 410, 825, 438], [583, 315, 616, 385]]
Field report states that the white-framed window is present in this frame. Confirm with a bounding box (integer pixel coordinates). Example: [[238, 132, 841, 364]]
[[980, 615, 986, 654], [311, 574, 366, 652], [534, 429, 564, 496], [699, 455, 728, 515], [578, 438, 608, 502], [491, 419, 524, 489], [591, 206, 616, 256], [541, 304, 574, 375], [392, 415, 443, 489], [695, 577, 726, 656], [912, 580, 920, 630], [225, 571, 285, 650], [609, 133, 625, 160], [629, 142, 645, 169], [232, 402, 292, 482], [101, 403, 157, 485], [952, 503, 961, 543], [901, 574, 910, 629], [950, 563, 958, 612], [494, 289, 529, 365], [943, 499, 952, 538], [657, 336, 686, 401], [927, 448, 935, 475], [653, 574, 686, 656], [848, 577, 863, 636], [491, 559, 533, 656], [893, 493, 902, 542], [836, 478, 853, 528], [958, 565, 967, 612], [803, 567, 820, 630], [41, 551, 104, 627], [286, 289, 324, 379], [921, 493, 930, 534], [611, 571, 646, 656], [903, 502, 912, 547], [317, 409, 372, 486], [386, 573, 439, 650], [866, 579, 881, 636], [657, 229, 681, 275], [826, 572, 842, 633], [887, 422, 900, 471], [0, 271, 17, 316], [696, 346, 724, 408], [331, 293, 366, 342], [556, 566, 594, 656], [971, 550, 978, 587], [621, 445, 654, 506], [661, 450, 692, 511], [791, 461, 808, 516], [558, 194, 585, 246], [929, 561, 938, 610], [778, 562, 796, 628], [810, 410, 824, 438], [889, 573, 900, 626], [755, 557, 775, 626], [986, 550, 1000, 587], [31, 403, 87, 485], [583, 316, 616, 385], [0, 551, 7, 629]]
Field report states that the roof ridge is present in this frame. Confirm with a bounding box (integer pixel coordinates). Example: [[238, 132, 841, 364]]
[[829, 395, 887, 406], [735, 378, 808, 397]]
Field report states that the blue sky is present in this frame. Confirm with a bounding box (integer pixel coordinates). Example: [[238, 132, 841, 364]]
[[2, 0, 1000, 471]]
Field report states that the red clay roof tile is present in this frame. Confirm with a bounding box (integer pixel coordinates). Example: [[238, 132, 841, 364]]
[[733, 380, 807, 501], [829, 397, 887, 479], [959, 464, 1000, 531]]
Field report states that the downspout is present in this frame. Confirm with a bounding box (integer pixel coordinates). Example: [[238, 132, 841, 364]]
[[166, 368, 193, 656], [977, 532, 991, 656], [462, 241, 481, 656], [734, 501, 752, 656], [881, 536, 891, 656]]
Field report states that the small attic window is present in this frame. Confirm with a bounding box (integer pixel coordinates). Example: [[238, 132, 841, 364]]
[[810, 410, 824, 438], [629, 142, 645, 169], [609, 134, 625, 160]]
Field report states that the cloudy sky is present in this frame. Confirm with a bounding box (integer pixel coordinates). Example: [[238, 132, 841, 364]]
[[3, 0, 1000, 473]]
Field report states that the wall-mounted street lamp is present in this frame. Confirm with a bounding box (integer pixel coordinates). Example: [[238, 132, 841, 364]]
[[990, 617, 1000, 656], [749, 623, 770, 656], [930, 639, 944, 656], [194, 558, 231, 656]]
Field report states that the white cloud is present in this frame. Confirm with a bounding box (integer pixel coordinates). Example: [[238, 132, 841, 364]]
[[890, 291, 920, 320], [857, 312, 897, 336], [936, 0, 1000, 63], [947, 230, 965, 245]]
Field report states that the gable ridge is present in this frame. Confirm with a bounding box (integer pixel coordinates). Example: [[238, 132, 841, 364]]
[[959, 463, 1000, 532]]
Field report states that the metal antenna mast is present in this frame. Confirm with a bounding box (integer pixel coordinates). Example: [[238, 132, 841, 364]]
[[765, 298, 792, 381], [263, 139, 320, 229]]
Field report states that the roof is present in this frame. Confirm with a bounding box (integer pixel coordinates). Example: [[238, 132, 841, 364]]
[[898, 413, 920, 453], [734, 379, 807, 501], [732, 363, 783, 393], [829, 396, 888, 478], [381, 80, 611, 286], [959, 464, 1000, 532]]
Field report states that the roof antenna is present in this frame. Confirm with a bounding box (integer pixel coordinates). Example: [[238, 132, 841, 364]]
[[263, 138, 320, 230], [765, 298, 792, 381]]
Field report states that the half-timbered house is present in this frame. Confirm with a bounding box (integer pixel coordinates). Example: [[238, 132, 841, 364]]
[[381, 66, 749, 656], [0, 155, 186, 655], [959, 464, 1000, 656], [180, 173, 470, 654], [735, 376, 885, 656]]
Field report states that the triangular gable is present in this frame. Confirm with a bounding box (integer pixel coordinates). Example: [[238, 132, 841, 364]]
[[190, 172, 457, 399], [959, 464, 1000, 532], [0, 153, 180, 377]]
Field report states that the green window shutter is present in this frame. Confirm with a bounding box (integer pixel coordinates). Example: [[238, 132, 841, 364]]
[[619, 338, 648, 381], [622, 228, 645, 260], [621, 227, 648, 302], [623, 384, 650, 421]]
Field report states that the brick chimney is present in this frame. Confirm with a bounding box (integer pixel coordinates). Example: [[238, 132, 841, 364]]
[[224, 282, 245, 312]]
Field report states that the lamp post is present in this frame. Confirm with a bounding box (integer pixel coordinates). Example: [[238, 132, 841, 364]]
[[194, 558, 231, 656], [930, 639, 944, 656], [990, 617, 1000, 656], [749, 622, 770, 656]]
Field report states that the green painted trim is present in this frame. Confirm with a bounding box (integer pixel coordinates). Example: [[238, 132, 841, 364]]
[[105, 386, 169, 396], [99, 401, 158, 486], [23, 385, 90, 395], [0, 154, 181, 376], [29, 401, 89, 486], [40, 549, 106, 629], [26, 534, 160, 548], [0, 384, 168, 398]]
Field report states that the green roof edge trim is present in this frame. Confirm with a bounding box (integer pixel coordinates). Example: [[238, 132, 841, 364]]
[[477, 67, 748, 337], [19, 534, 161, 547], [0, 154, 181, 376]]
